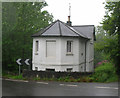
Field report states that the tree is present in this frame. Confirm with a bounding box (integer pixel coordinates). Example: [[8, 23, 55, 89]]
[[102, 2, 120, 75], [2, 2, 53, 73], [94, 26, 106, 67]]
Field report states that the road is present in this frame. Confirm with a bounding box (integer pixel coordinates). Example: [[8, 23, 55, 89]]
[[2, 79, 118, 96]]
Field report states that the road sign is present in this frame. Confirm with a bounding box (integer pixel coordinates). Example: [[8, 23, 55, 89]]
[[16, 59, 22, 65], [16, 59, 31, 66], [16, 58, 32, 75], [25, 59, 30, 65]]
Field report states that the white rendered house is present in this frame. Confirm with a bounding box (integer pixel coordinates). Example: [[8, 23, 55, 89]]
[[32, 19, 95, 72]]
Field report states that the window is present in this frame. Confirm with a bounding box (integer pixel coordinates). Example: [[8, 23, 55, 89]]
[[46, 40, 56, 57], [46, 68, 55, 72], [35, 67, 38, 71], [67, 68, 73, 72], [67, 41, 73, 54], [35, 41, 39, 52]]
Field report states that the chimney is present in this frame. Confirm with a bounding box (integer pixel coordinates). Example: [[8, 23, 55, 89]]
[[67, 16, 72, 26], [66, 3, 72, 26]]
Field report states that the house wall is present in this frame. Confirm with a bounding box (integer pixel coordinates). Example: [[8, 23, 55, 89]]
[[86, 39, 94, 72], [32, 37, 94, 72], [32, 37, 83, 72], [79, 38, 86, 72], [32, 37, 61, 71], [60, 37, 79, 72]]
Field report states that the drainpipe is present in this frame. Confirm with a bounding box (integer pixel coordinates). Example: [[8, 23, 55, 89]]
[[84, 41, 87, 72]]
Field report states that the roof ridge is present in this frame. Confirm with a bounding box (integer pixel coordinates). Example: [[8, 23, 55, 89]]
[[58, 21, 62, 36], [73, 25, 94, 27], [59, 21, 80, 36]]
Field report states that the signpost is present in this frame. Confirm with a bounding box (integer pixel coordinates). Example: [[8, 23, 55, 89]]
[[16, 58, 32, 75], [16, 59, 22, 75]]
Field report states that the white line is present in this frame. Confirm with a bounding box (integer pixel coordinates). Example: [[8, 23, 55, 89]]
[[113, 88, 118, 89], [5, 79, 28, 82], [59, 84, 77, 87], [19, 80, 29, 82], [36, 82, 48, 84], [60, 84, 65, 86], [66, 84, 78, 87], [5, 79, 11, 81], [96, 86, 110, 89], [95, 86, 118, 89]]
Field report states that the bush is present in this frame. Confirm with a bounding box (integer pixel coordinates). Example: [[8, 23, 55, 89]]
[[91, 62, 118, 82]]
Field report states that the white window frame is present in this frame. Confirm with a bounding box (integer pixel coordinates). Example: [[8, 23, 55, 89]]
[[66, 40, 73, 55], [35, 40, 39, 55]]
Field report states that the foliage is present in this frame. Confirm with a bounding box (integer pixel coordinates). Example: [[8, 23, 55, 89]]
[[94, 25, 118, 71], [102, 2, 120, 75], [94, 26, 106, 66], [91, 62, 118, 82], [102, 2, 120, 35], [33, 77, 41, 81], [3, 74, 27, 80], [2, 2, 53, 72], [3, 70, 118, 82]]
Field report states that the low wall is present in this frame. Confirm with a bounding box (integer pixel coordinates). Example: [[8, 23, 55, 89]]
[[23, 70, 93, 79]]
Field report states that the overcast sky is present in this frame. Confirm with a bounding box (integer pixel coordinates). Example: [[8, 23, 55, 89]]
[[44, 0, 106, 26]]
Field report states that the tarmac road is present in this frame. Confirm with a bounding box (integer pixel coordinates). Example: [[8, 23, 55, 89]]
[[2, 79, 118, 96]]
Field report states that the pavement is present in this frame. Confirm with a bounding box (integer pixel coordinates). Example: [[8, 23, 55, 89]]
[[2, 79, 118, 96]]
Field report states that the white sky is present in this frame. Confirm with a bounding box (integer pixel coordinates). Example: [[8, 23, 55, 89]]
[[44, 0, 106, 26]]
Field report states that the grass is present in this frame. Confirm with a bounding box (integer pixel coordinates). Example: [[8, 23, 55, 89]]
[[3, 73, 27, 80]]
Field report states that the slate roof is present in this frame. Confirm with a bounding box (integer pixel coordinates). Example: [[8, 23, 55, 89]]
[[32, 20, 95, 40], [72, 25, 95, 40]]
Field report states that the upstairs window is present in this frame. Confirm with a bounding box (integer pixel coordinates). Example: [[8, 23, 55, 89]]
[[67, 41, 73, 54]]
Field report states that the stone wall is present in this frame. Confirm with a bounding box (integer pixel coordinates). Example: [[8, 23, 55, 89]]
[[23, 70, 93, 79]]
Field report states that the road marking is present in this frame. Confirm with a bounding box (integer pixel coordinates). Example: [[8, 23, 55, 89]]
[[60, 84, 65, 86], [4, 79, 11, 81], [66, 84, 78, 87], [113, 88, 118, 89], [95, 86, 118, 89], [59, 84, 77, 87], [36, 82, 48, 85], [19, 80, 29, 83], [4, 79, 28, 82]]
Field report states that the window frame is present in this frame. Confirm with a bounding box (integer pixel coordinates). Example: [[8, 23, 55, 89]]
[[35, 67, 38, 71], [66, 40, 73, 55], [35, 40, 39, 55]]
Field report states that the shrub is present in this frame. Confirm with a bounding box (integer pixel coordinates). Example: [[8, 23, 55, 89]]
[[91, 62, 118, 82]]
